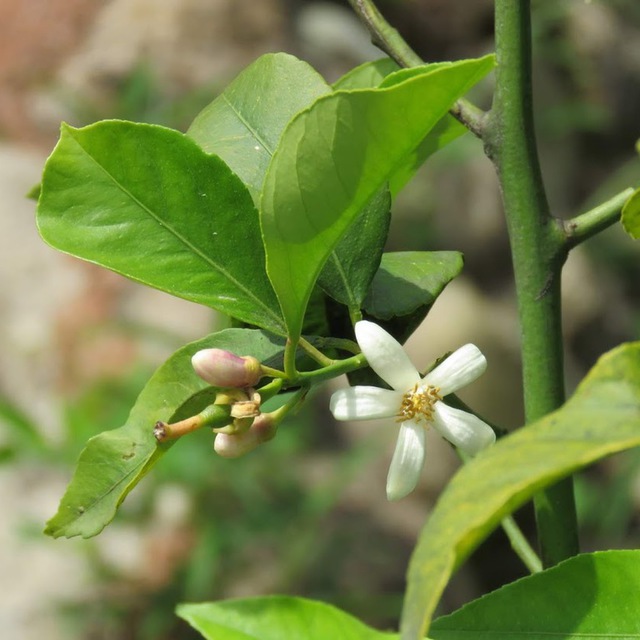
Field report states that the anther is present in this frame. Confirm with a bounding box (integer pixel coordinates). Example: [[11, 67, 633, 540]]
[[397, 385, 442, 423]]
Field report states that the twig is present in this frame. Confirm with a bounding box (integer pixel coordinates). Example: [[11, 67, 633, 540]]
[[562, 188, 635, 249], [347, 0, 487, 138]]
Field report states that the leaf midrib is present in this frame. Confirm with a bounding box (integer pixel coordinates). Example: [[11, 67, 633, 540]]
[[223, 94, 273, 154], [67, 129, 284, 331]]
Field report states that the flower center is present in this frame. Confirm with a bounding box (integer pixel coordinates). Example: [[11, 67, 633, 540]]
[[397, 384, 442, 423]]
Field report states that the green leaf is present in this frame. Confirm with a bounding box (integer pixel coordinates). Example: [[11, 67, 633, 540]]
[[187, 53, 331, 200], [177, 596, 397, 640], [318, 188, 391, 308], [363, 251, 464, 320], [430, 550, 640, 639], [262, 55, 495, 340], [44, 329, 286, 539], [621, 186, 640, 239], [37, 121, 286, 335], [333, 60, 470, 195], [332, 57, 400, 90], [378, 63, 457, 89], [388, 115, 467, 196], [401, 341, 640, 639]]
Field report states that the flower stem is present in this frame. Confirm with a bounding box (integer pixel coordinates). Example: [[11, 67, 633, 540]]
[[273, 386, 310, 421], [455, 446, 542, 574], [501, 515, 543, 574], [485, 0, 578, 568], [256, 378, 284, 402], [346, 0, 485, 137], [260, 364, 287, 379], [562, 188, 635, 249], [154, 403, 231, 442], [296, 353, 367, 386]]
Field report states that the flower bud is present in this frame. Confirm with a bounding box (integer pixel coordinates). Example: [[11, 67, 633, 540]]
[[213, 414, 276, 458], [192, 348, 262, 388]]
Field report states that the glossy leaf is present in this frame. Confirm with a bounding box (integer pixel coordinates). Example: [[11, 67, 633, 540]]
[[188, 53, 331, 200], [363, 251, 464, 320], [318, 188, 391, 308], [332, 57, 400, 90], [44, 329, 286, 539], [177, 596, 397, 640], [333, 60, 469, 194], [430, 550, 640, 639], [37, 121, 286, 335], [621, 186, 640, 239], [262, 55, 495, 340], [388, 115, 467, 195], [401, 341, 640, 639], [378, 64, 456, 89]]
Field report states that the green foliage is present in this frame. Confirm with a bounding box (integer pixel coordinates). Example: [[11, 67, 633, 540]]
[[261, 55, 495, 340], [430, 551, 640, 639], [44, 329, 286, 539], [621, 187, 640, 239], [402, 341, 640, 637], [188, 53, 331, 200], [36, 51, 492, 546], [388, 116, 467, 196], [332, 58, 400, 90], [318, 188, 391, 308], [333, 59, 469, 195], [37, 122, 286, 335], [363, 252, 464, 320], [178, 597, 397, 640], [31, 25, 640, 640]]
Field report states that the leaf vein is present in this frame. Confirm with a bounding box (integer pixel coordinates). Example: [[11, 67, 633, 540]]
[[222, 94, 273, 155], [69, 131, 283, 329]]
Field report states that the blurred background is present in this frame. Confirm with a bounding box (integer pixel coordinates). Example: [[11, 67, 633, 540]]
[[1, 0, 639, 638]]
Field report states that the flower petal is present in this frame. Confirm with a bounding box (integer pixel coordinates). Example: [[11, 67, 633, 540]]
[[355, 321, 420, 391], [330, 386, 402, 421], [432, 402, 495, 455], [386, 420, 426, 501], [422, 344, 486, 396]]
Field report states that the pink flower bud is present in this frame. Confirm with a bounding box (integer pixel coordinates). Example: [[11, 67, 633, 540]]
[[192, 348, 262, 388], [213, 414, 276, 458]]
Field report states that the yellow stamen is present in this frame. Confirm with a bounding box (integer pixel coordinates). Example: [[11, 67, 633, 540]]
[[397, 384, 442, 424]]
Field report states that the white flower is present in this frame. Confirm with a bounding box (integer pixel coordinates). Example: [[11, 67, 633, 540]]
[[330, 321, 495, 501]]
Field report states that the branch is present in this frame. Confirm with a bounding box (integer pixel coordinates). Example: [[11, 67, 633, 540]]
[[562, 188, 635, 249], [449, 98, 488, 139], [484, 0, 579, 569], [347, 0, 487, 138], [346, 0, 422, 67]]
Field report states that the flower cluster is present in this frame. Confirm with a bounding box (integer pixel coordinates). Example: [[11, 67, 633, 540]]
[[190, 348, 274, 457], [330, 321, 495, 501], [161, 322, 494, 499]]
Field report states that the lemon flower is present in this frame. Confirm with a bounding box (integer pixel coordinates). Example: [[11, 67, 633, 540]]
[[330, 321, 495, 501]]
